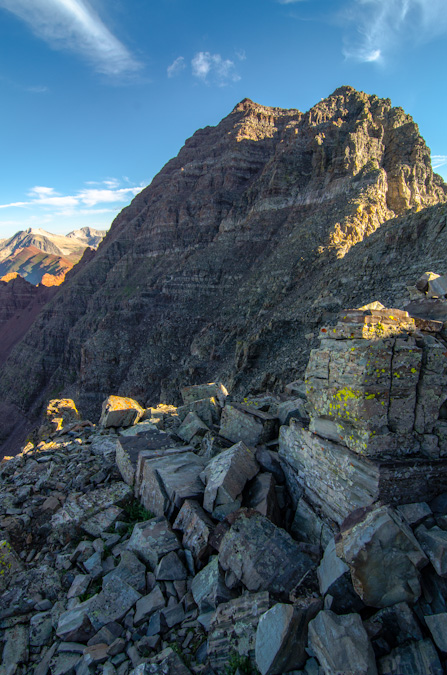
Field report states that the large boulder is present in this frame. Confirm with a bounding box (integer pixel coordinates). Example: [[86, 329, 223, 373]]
[[99, 395, 144, 428]]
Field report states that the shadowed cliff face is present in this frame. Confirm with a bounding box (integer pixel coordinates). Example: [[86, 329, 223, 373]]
[[1, 86, 446, 452]]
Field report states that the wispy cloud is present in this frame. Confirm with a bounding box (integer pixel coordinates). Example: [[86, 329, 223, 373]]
[[277, 0, 307, 4], [0, 0, 142, 76], [191, 52, 241, 86], [342, 0, 447, 63], [432, 155, 447, 170], [167, 56, 186, 78]]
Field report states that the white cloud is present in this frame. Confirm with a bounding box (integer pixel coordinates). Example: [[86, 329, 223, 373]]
[[167, 56, 186, 78], [0, 0, 142, 76], [432, 155, 447, 169], [342, 0, 447, 63], [191, 52, 241, 86], [277, 0, 307, 4]]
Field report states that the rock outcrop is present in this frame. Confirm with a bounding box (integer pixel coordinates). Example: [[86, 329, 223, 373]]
[[1, 86, 446, 454]]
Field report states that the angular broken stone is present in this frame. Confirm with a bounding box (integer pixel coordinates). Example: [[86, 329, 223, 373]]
[[425, 613, 447, 652], [208, 591, 270, 672], [177, 397, 221, 426], [317, 538, 364, 614], [99, 395, 144, 428], [87, 576, 141, 631], [255, 599, 322, 675], [415, 525, 447, 577], [134, 585, 166, 626], [1, 623, 29, 675], [155, 551, 187, 581], [364, 603, 423, 650], [126, 517, 180, 568], [191, 557, 236, 612], [220, 403, 278, 446], [29, 611, 53, 647], [308, 610, 377, 675], [115, 426, 180, 487], [181, 382, 228, 407], [336, 505, 428, 607], [119, 420, 158, 436], [82, 505, 123, 537], [245, 472, 281, 524], [103, 550, 147, 594], [177, 412, 210, 443], [276, 398, 309, 426], [0, 540, 23, 593], [132, 646, 192, 674], [218, 510, 314, 597], [67, 574, 91, 600], [397, 502, 433, 528], [56, 596, 97, 642], [172, 499, 215, 567], [201, 442, 259, 514], [378, 639, 443, 675]]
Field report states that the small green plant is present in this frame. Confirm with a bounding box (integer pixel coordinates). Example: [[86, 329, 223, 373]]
[[225, 652, 258, 675], [169, 642, 191, 667], [79, 578, 102, 602], [122, 499, 154, 523]]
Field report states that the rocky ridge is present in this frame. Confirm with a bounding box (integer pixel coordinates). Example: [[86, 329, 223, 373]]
[[1, 86, 446, 454], [3, 293, 447, 674]]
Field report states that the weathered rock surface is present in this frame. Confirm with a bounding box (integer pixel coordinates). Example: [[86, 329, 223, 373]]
[[99, 396, 144, 428]]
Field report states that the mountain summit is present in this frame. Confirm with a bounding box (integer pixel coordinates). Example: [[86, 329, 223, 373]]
[[0, 86, 446, 453]]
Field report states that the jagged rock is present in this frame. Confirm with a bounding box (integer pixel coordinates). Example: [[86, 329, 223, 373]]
[[51, 482, 132, 543], [136, 450, 205, 519], [1, 623, 29, 675], [38, 398, 80, 439], [364, 603, 423, 652], [191, 556, 236, 612], [126, 517, 180, 568], [131, 646, 192, 673], [255, 447, 285, 484], [155, 551, 187, 580], [255, 599, 322, 675], [90, 435, 122, 462], [82, 505, 123, 537], [308, 610, 377, 675], [118, 429, 184, 489], [218, 510, 315, 597], [336, 505, 427, 607], [161, 602, 185, 627], [29, 611, 53, 647], [67, 574, 91, 599], [119, 421, 158, 437], [181, 382, 228, 407], [177, 411, 210, 443], [99, 396, 144, 428], [220, 403, 278, 446], [378, 639, 443, 675], [103, 550, 147, 594], [415, 525, 447, 576], [83, 642, 109, 665], [134, 585, 166, 626], [276, 398, 309, 426], [317, 538, 364, 614], [56, 596, 97, 642], [176, 396, 221, 426], [208, 591, 270, 671], [0, 539, 23, 592], [87, 576, 141, 631], [397, 502, 433, 527], [416, 272, 441, 293], [201, 441, 259, 514], [425, 613, 447, 652], [290, 496, 334, 548], [172, 499, 215, 567], [245, 472, 281, 524]]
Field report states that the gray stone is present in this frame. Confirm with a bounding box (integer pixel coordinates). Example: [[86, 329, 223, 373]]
[[172, 499, 215, 567], [34, 642, 58, 675], [425, 613, 447, 652], [317, 538, 364, 614], [90, 435, 121, 462], [255, 447, 285, 484], [308, 610, 377, 675], [255, 599, 322, 675], [161, 602, 185, 628], [29, 611, 53, 647], [48, 651, 81, 675], [126, 517, 180, 568], [87, 576, 141, 631], [67, 574, 91, 600], [99, 395, 144, 428], [155, 551, 187, 581], [56, 596, 97, 642], [201, 441, 259, 514], [336, 505, 428, 607], [378, 639, 443, 675], [177, 397, 220, 426], [134, 586, 166, 626], [137, 452, 205, 519], [364, 603, 423, 649], [181, 382, 228, 407], [82, 506, 123, 537], [416, 525, 447, 576], [119, 421, 158, 436], [0, 540, 23, 593], [131, 646, 192, 673], [103, 551, 147, 594], [245, 472, 281, 524], [83, 550, 103, 578], [177, 412, 209, 443], [1, 623, 29, 675], [191, 557, 236, 612], [218, 510, 314, 598], [116, 428, 178, 487], [397, 502, 433, 527], [220, 403, 278, 446], [208, 591, 270, 672], [428, 275, 447, 298], [277, 398, 309, 426], [146, 611, 161, 636]]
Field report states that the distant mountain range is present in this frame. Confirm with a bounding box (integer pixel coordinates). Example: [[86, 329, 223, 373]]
[[0, 226, 106, 286]]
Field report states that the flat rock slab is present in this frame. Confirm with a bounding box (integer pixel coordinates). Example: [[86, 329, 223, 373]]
[[308, 610, 377, 675], [82, 505, 123, 537], [336, 504, 427, 608], [378, 639, 443, 675], [220, 403, 278, 446], [51, 482, 132, 543], [87, 576, 141, 631], [99, 395, 144, 428], [1, 623, 29, 675], [208, 591, 270, 672], [137, 451, 206, 519], [126, 517, 180, 568], [218, 510, 315, 598], [103, 550, 146, 594], [181, 382, 228, 406], [173, 499, 215, 567], [191, 556, 236, 612], [255, 599, 322, 675], [56, 596, 97, 642], [116, 428, 181, 487], [119, 421, 159, 436], [201, 441, 259, 514]]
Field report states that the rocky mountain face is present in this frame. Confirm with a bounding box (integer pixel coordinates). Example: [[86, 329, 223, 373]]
[[0, 227, 106, 286], [0, 85, 446, 454]]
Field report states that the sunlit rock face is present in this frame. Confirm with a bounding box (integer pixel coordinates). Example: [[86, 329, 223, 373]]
[[0, 86, 446, 452]]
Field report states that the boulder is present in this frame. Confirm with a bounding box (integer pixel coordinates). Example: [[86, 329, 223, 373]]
[[181, 382, 228, 407], [126, 517, 180, 568], [134, 586, 166, 626], [131, 646, 192, 674], [201, 441, 259, 514], [176, 396, 221, 426], [245, 472, 281, 524], [86, 576, 141, 631], [1, 623, 29, 675], [218, 510, 315, 597], [99, 395, 144, 428], [364, 603, 423, 650], [415, 525, 447, 577], [220, 403, 278, 446], [317, 538, 364, 614], [336, 505, 428, 607], [177, 411, 210, 443], [378, 639, 443, 675], [103, 550, 147, 594], [56, 596, 97, 642], [155, 551, 187, 581], [172, 499, 215, 567], [208, 591, 269, 672], [255, 599, 322, 675], [191, 556, 236, 612], [38, 398, 80, 438], [308, 610, 377, 675], [116, 427, 181, 487], [425, 613, 447, 652]]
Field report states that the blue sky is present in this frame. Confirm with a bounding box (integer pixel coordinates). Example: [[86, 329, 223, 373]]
[[0, 0, 446, 238]]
